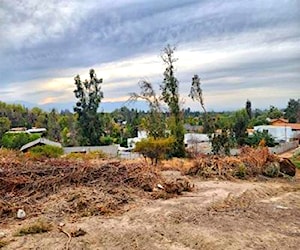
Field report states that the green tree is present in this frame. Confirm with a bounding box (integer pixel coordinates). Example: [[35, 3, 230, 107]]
[[233, 109, 249, 145], [0, 117, 11, 139], [1, 133, 40, 149], [160, 45, 185, 157], [267, 106, 283, 119], [245, 99, 252, 119], [245, 131, 276, 147], [59, 113, 79, 146], [211, 130, 234, 155], [47, 109, 61, 142], [134, 137, 174, 165], [74, 69, 103, 145], [284, 99, 300, 123]]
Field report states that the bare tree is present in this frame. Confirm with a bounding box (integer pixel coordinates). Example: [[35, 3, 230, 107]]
[[130, 80, 165, 139], [189, 74, 206, 114]]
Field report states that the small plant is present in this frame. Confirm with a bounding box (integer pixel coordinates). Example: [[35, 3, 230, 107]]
[[235, 163, 247, 178], [14, 220, 52, 236], [29, 145, 63, 158], [263, 162, 280, 177], [291, 148, 300, 169], [99, 136, 114, 145]]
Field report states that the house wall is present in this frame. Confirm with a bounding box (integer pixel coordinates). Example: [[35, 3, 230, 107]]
[[63, 145, 119, 156], [254, 125, 293, 142], [268, 141, 299, 154]]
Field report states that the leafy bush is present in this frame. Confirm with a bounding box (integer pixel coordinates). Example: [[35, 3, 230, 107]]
[[134, 137, 175, 165], [29, 145, 63, 158], [1, 133, 40, 149], [245, 131, 277, 147], [100, 136, 114, 145]]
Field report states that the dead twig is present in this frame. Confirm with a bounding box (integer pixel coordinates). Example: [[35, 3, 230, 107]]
[[59, 226, 72, 250]]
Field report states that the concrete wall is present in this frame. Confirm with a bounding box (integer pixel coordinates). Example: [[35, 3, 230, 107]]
[[63, 145, 119, 157], [268, 141, 299, 154]]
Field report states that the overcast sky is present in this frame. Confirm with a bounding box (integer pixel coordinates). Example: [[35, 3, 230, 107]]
[[0, 0, 299, 111]]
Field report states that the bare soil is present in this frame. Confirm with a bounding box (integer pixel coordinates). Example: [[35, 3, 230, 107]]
[[1, 172, 299, 250]]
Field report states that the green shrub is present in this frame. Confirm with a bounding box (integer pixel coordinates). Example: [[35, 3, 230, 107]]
[[99, 136, 114, 145], [1, 133, 40, 149], [235, 163, 247, 178], [245, 131, 277, 147], [134, 137, 174, 165], [29, 145, 63, 158]]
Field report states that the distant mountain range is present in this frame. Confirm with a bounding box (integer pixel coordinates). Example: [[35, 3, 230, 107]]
[[10, 100, 149, 112]]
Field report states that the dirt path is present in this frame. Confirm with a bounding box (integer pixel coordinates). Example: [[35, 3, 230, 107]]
[[1, 178, 300, 250], [278, 146, 299, 158]]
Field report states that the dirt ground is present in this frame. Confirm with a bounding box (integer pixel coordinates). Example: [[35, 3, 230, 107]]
[[1, 171, 300, 250]]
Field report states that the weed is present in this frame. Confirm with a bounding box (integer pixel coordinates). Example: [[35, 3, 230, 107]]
[[0, 240, 8, 248], [235, 163, 246, 178], [29, 145, 63, 159], [14, 220, 52, 236], [263, 162, 280, 177]]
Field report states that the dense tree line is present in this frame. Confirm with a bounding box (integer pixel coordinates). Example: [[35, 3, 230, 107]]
[[0, 98, 299, 149], [0, 100, 144, 147]]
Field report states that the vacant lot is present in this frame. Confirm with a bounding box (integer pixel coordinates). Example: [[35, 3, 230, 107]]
[[1, 147, 299, 250], [1, 173, 299, 250]]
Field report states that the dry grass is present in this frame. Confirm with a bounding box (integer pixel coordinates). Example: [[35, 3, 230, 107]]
[[14, 220, 52, 236], [209, 184, 300, 212], [160, 158, 194, 172], [0, 240, 8, 248]]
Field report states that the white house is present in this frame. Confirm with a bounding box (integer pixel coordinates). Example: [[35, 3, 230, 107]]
[[254, 125, 293, 142], [127, 130, 147, 149]]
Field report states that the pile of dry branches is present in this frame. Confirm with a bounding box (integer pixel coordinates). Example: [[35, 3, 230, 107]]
[[0, 150, 191, 221], [185, 146, 281, 179]]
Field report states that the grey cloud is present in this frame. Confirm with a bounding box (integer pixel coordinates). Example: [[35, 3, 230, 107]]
[[0, 0, 299, 110]]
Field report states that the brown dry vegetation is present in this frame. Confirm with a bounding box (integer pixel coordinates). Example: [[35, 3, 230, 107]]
[[0, 149, 191, 223], [0, 148, 299, 249]]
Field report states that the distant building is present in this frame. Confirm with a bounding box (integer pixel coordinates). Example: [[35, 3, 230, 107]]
[[184, 124, 203, 133], [6, 127, 47, 134], [20, 138, 62, 152], [184, 133, 211, 154], [269, 118, 300, 141], [127, 130, 147, 149], [254, 125, 293, 142], [184, 133, 209, 145]]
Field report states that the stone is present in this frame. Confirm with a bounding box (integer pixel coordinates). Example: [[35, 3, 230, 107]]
[[17, 209, 26, 219], [0, 232, 6, 238]]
